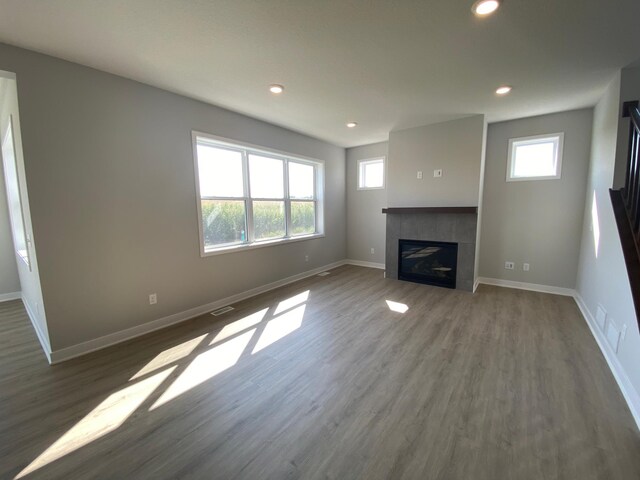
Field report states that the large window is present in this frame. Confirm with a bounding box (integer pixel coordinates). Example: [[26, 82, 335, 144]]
[[193, 133, 324, 255], [507, 133, 564, 181]]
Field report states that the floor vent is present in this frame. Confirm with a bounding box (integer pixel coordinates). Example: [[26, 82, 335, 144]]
[[317, 271, 331, 277], [211, 306, 234, 316]]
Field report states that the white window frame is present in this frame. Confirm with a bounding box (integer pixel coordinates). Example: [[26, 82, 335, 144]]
[[192, 131, 325, 257], [506, 133, 564, 182], [357, 157, 385, 190]]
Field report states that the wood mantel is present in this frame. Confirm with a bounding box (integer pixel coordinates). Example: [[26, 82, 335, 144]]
[[382, 207, 478, 214]]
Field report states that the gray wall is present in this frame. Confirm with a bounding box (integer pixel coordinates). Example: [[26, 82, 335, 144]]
[[0, 43, 346, 351], [0, 78, 20, 296], [576, 72, 640, 417], [479, 109, 593, 288], [387, 115, 485, 208], [613, 65, 640, 189], [346, 142, 387, 264]]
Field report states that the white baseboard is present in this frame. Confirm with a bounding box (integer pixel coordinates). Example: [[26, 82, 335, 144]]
[[473, 278, 480, 293], [21, 296, 52, 364], [573, 293, 640, 431], [477, 277, 576, 297], [345, 259, 385, 270], [49, 260, 348, 364], [0, 291, 21, 302]]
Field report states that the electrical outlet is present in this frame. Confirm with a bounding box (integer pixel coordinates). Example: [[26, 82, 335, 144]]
[[370, 248, 375, 254], [504, 261, 515, 270], [417, 171, 423, 179], [305, 255, 309, 262], [149, 293, 157, 305], [523, 263, 530, 271], [433, 169, 443, 178]]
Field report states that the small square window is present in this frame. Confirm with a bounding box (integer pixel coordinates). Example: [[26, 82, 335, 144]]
[[507, 133, 564, 182], [358, 157, 385, 189]]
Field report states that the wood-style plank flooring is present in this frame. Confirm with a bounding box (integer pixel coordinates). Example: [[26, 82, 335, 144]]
[[1, 265, 639, 479]]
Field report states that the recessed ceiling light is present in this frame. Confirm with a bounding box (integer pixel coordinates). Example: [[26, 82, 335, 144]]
[[495, 85, 512, 95], [346, 122, 358, 128], [269, 84, 284, 94], [472, 0, 500, 16]]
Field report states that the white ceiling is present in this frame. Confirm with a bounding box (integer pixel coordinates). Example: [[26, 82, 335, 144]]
[[0, 0, 639, 148]]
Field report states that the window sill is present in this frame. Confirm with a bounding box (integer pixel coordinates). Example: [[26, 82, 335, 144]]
[[357, 186, 385, 191], [506, 175, 561, 182], [201, 233, 325, 257]]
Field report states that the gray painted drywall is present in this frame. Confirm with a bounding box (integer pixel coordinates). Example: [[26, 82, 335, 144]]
[[0, 43, 346, 351], [387, 115, 485, 208], [0, 80, 20, 297], [576, 72, 640, 410], [613, 65, 640, 189], [346, 142, 387, 264], [0, 74, 49, 345], [479, 109, 593, 288]]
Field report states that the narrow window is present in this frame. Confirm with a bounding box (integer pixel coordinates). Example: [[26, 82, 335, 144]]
[[358, 157, 385, 189], [507, 133, 564, 181]]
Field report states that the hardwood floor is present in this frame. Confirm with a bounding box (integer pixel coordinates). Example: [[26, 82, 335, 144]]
[[1, 265, 639, 479]]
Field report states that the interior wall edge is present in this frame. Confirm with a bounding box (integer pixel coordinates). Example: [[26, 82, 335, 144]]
[[21, 295, 51, 363]]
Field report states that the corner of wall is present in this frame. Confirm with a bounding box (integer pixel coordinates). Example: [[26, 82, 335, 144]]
[[474, 118, 489, 288]]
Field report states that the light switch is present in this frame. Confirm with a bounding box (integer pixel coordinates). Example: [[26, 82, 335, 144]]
[[434, 169, 443, 178], [417, 171, 423, 179]]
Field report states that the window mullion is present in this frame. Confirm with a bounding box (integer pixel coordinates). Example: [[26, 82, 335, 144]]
[[242, 150, 254, 243], [313, 166, 318, 234], [284, 159, 292, 238]]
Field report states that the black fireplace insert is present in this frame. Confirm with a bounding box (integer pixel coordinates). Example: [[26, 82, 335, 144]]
[[398, 239, 458, 289]]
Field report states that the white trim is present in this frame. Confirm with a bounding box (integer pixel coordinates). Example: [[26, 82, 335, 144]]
[[201, 233, 325, 257], [21, 296, 52, 364], [476, 277, 575, 296], [345, 259, 385, 270], [473, 278, 480, 293], [506, 132, 564, 182], [0, 291, 21, 302], [574, 293, 640, 431], [49, 260, 348, 364]]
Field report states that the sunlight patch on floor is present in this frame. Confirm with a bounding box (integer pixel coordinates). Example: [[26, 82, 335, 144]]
[[16, 367, 176, 479], [274, 290, 309, 315], [386, 300, 409, 313], [150, 329, 256, 410], [210, 308, 268, 346], [253, 304, 306, 354], [130, 334, 207, 380]]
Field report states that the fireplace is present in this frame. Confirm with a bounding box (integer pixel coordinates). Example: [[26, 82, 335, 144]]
[[398, 239, 458, 289]]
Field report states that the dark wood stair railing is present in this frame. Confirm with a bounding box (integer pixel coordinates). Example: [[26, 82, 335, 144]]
[[611, 100, 640, 327]]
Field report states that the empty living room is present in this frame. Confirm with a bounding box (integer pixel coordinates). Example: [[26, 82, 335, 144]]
[[2, 1, 640, 478]]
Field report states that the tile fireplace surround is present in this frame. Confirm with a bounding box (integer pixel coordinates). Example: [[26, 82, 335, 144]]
[[383, 207, 478, 292]]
